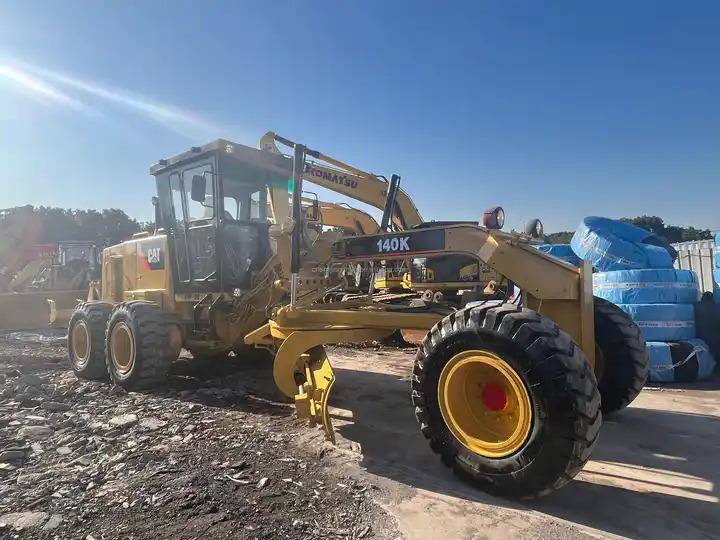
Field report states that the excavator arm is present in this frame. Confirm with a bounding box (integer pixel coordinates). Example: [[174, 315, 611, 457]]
[[310, 199, 379, 235], [260, 131, 423, 230]]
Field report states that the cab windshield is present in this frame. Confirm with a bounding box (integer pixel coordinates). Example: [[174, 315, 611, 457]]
[[222, 178, 268, 221]]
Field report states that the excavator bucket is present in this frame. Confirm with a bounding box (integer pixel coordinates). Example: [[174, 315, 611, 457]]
[[0, 290, 84, 331]]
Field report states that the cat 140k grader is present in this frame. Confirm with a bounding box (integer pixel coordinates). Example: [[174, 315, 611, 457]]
[[66, 135, 648, 498]]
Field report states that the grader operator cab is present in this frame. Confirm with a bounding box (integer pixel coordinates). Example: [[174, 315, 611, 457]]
[[66, 135, 649, 499], [68, 139, 294, 386]]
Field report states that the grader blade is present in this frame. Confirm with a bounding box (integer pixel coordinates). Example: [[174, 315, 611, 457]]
[[295, 353, 337, 443], [0, 290, 84, 331]]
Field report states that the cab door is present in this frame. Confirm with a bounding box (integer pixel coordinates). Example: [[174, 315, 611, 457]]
[[167, 163, 219, 293], [182, 164, 218, 289]]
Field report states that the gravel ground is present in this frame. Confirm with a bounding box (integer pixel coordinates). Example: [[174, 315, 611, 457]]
[[0, 330, 395, 540]]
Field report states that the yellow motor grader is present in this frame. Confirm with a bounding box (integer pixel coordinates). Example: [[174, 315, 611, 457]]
[[66, 135, 648, 498]]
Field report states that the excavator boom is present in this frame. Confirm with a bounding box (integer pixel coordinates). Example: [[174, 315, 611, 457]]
[[260, 131, 423, 230]]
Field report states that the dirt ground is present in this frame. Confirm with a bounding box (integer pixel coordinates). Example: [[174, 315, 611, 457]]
[[324, 346, 720, 540], [0, 332, 396, 540], [1, 333, 718, 540]]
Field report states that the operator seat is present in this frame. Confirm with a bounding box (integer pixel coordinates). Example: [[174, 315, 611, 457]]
[[221, 220, 271, 290]]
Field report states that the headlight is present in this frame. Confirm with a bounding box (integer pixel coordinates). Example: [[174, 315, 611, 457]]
[[482, 206, 505, 230]]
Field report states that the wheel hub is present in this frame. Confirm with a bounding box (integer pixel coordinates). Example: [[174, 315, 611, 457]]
[[71, 320, 90, 368], [481, 383, 508, 412], [110, 322, 135, 375], [438, 350, 532, 458]]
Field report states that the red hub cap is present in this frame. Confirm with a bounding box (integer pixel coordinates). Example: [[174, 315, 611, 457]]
[[481, 383, 508, 412]]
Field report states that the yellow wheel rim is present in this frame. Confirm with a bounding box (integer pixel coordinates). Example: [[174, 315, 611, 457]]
[[438, 350, 532, 458], [110, 322, 135, 375], [71, 320, 90, 368]]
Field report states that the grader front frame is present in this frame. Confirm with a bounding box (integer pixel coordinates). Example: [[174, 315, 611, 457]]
[[245, 139, 648, 498], [246, 223, 596, 433]]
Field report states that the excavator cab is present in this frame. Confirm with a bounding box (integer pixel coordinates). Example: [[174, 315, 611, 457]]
[[150, 139, 292, 295]]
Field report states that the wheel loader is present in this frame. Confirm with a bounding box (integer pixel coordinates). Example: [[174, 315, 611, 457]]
[[66, 135, 648, 499], [0, 207, 98, 330]]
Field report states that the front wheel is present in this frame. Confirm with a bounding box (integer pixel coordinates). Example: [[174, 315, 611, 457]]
[[412, 301, 601, 499]]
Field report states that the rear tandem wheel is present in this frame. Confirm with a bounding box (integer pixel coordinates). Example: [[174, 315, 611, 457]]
[[68, 302, 112, 380], [105, 301, 176, 390]]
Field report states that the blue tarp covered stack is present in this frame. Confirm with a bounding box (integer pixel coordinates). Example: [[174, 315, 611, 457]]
[[544, 217, 717, 383], [715, 231, 720, 303]]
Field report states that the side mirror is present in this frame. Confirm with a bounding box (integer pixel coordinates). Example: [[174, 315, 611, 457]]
[[151, 196, 159, 207], [190, 175, 207, 203], [307, 199, 320, 222]]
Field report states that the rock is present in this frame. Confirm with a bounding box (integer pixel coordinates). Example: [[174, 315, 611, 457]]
[[17, 425, 54, 440], [41, 513, 63, 531], [0, 449, 26, 462], [42, 401, 71, 412], [19, 398, 42, 408], [109, 414, 138, 428], [18, 374, 44, 387], [139, 417, 166, 431], [109, 385, 127, 396], [23, 414, 48, 422], [30, 443, 44, 454], [17, 472, 43, 486], [0, 511, 48, 531], [56, 446, 73, 455], [73, 454, 93, 466], [256, 477, 269, 489], [87, 421, 106, 432]]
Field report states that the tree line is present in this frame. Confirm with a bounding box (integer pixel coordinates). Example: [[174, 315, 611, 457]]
[[17, 207, 717, 249], [545, 216, 714, 245], [30, 207, 153, 247]]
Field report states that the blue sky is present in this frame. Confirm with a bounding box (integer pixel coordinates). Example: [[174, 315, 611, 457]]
[[0, 1, 718, 233]]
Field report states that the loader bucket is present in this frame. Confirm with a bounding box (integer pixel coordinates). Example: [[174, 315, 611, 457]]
[[0, 290, 84, 331]]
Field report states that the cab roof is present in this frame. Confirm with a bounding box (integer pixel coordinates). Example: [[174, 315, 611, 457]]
[[149, 138, 292, 179]]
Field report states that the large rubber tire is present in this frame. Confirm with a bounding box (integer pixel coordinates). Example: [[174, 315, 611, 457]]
[[647, 339, 716, 383], [412, 300, 601, 499], [593, 297, 649, 415], [105, 302, 174, 390], [68, 302, 112, 380]]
